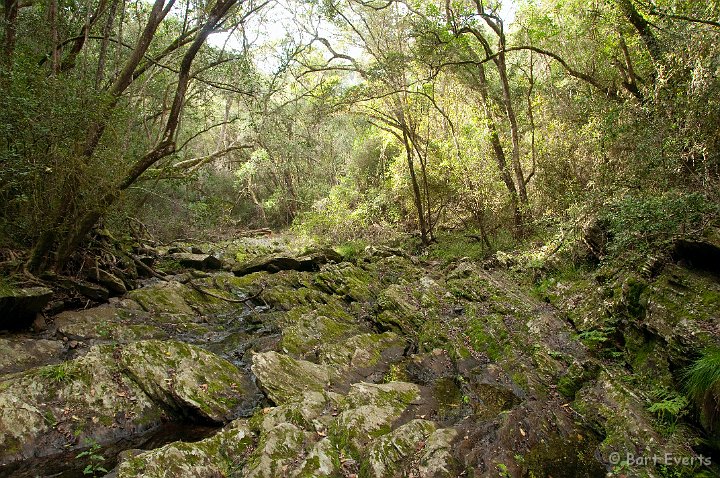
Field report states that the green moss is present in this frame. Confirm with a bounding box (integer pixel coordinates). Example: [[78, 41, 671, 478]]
[[466, 314, 510, 361]]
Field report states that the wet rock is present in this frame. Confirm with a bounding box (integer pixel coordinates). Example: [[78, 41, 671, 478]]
[[0, 286, 53, 330], [251, 351, 341, 404], [168, 253, 224, 271]]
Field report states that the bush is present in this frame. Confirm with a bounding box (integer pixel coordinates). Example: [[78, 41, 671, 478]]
[[602, 191, 718, 258], [683, 347, 720, 431]]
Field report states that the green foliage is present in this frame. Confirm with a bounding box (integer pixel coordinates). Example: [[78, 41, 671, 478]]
[[424, 233, 489, 263], [38, 362, 77, 384], [334, 240, 369, 261], [603, 191, 718, 259], [75, 439, 107, 477], [682, 347, 720, 427], [647, 390, 689, 431]]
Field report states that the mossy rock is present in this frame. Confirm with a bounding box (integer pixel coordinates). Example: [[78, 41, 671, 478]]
[[245, 422, 314, 478], [366, 419, 436, 477], [251, 352, 341, 404], [280, 314, 361, 358], [0, 345, 161, 467], [120, 340, 260, 422], [113, 420, 254, 477], [319, 331, 405, 371], [374, 284, 424, 335]]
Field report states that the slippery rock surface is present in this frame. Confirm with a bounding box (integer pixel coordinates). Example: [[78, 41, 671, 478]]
[[0, 340, 258, 476]]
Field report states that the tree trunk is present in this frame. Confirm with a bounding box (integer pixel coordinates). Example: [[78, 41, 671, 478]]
[[47, 0, 239, 272], [474, 62, 523, 234], [402, 127, 429, 245], [2, 0, 18, 73], [616, 0, 664, 66]]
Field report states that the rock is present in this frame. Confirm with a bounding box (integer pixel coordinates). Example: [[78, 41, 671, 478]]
[[0, 340, 260, 472], [0, 286, 53, 330], [167, 246, 189, 254], [374, 284, 423, 335], [167, 253, 223, 271], [245, 422, 313, 478], [232, 249, 342, 276], [190, 246, 205, 254], [280, 313, 360, 358], [251, 351, 340, 404], [120, 340, 260, 422], [330, 382, 421, 456], [418, 428, 459, 478], [87, 268, 127, 295], [68, 278, 110, 302], [0, 337, 65, 374], [54, 303, 165, 343], [111, 420, 253, 478], [367, 419, 436, 477], [290, 437, 339, 477], [127, 281, 196, 316], [319, 331, 406, 378]]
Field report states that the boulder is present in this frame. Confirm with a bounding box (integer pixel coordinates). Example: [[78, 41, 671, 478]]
[[0, 286, 53, 330], [0, 341, 260, 474], [167, 253, 223, 271], [120, 340, 260, 422], [232, 249, 343, 276], [0, 337, 65, 374], [111, 420, 253, 478], [251, 351, 340, 404], [65, 278, 110, 302], [87, 268, 127, 295]]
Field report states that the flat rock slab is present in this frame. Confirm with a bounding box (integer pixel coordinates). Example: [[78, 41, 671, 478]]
[[0, 287, 53, 330], [0, 337, 65, 374]]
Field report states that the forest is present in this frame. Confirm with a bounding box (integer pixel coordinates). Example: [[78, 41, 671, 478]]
[[1, 0, 720, 476]]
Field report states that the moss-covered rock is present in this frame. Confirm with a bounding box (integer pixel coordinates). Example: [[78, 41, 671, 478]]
[[113, 419, 253, 477], [366, 419, 436, 477], [0, 340, 260, 471], [251, 351, 341, 404], [120, 340, 260, 422]]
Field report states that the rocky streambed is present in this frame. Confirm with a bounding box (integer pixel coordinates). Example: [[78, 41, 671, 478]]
[[1, 236, 718, 477]]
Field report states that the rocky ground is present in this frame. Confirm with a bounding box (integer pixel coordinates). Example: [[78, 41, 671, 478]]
[[0, 234, 718, 477]]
